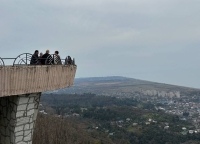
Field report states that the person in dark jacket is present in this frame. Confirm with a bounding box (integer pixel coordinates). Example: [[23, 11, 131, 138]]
[[38, 52, 43, 64], [39, 52, 43, 58], [38, 53, 43, 64], [30, 50, 39, 65], [67, 56, 72, 65], [41, 50, 53, 65]]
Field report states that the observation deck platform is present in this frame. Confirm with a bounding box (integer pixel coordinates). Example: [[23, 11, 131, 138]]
[[0, 53, 77, 97], [0, 53, 77, 144], [0, 65, 76, 97]]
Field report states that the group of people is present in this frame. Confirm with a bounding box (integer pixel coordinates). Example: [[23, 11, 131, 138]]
[[30, 50, 73, 65]]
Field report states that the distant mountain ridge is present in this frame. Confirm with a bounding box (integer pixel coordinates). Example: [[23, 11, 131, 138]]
[[74, 76, 130, 82], [44, 76, 200, 97]]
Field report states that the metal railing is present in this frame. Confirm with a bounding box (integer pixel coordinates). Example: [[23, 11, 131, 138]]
[[0, 58, 5, 66], [0, 53, 76, 66]]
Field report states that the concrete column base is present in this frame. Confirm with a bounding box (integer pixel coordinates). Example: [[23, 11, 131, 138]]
[[0, 93, 41, 144]]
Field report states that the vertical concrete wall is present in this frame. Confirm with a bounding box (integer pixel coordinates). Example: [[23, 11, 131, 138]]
[[0, 65, 76, 97], [0, 93, 41, 144]]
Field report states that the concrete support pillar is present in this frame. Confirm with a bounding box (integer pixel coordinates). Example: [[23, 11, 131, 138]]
[[0, 93, 41, 144]]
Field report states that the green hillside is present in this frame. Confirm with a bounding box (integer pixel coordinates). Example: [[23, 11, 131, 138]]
[[33, 94, 200, 144]]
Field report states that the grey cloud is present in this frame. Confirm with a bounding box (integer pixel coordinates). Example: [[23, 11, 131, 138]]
[[0, 0, 200, 87]]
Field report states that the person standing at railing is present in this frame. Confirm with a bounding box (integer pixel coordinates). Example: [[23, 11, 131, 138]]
[[67, 56, 72, 65], [39, 52, 43, 58], [54, 51, 62, 65], [30, 50, 39, 65], [41, 50, 52, 65], [38, 52, 43, 65]]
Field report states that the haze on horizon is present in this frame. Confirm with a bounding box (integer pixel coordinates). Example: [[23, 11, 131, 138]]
[[0, 0, 200, 88]]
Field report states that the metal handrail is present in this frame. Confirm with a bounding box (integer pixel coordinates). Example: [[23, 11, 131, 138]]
[[0, 53, 76, 66], [13, 53, 33, 66], [0, 57, 5, 67]]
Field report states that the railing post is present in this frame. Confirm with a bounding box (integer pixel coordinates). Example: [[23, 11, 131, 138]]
[[26, 53, 27, 65], [73, 58, 75, 65]]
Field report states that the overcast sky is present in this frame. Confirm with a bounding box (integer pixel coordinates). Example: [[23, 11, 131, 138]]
[[0, 0, 200, 88]]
